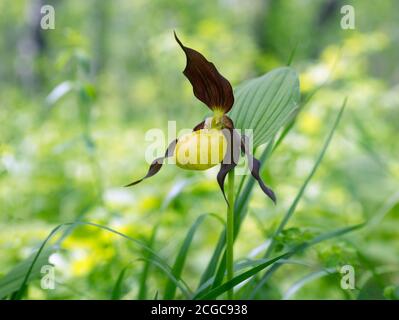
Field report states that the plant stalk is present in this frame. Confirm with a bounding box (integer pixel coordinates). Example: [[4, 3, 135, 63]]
[[226, 169, 235, 299]]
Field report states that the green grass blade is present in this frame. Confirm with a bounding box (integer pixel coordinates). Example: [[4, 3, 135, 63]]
[[196, 257, 274, 296], [138, 225, 158, 300], [0, 248, 55, 299], [212, 252, 227, 289], [245, 99, 348, 297], [198, 231, 226, 287], [11, 224, 64, 299], [76, 222, 181, 280], [248, 223, 364, 298], [138, 258, 192, 299], [4, 221, 179, 300], [274, 48, 341, 152], [78, 222, 194, 297], [164, 213, 223, 299], [273, 117, 297, 152], [194, 252, 291, 300], [197, 223, 365, 299], [367, 190, 399, 228], [286, 42, 299, 66], [164, 215, 207, 299], [308, 223, 365, 245], [283, 268, 337, 300], [111, 267, 129, 300], [264, 97, 348, 258]]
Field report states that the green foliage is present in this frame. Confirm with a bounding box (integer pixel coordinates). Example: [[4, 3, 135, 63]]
[[164, 213, 222, 299], [1, 0, 398, 300], [230, 67, 300, 148], [0, 248, 54, 299], [111, 267, 129, 300]]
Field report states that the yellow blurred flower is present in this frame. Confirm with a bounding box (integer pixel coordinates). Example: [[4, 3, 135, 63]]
[[298, 112, 321, 135], [71, 247, 114, 276]]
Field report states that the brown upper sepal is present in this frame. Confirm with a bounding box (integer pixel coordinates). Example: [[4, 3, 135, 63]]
[[174, 31, 234, 113]]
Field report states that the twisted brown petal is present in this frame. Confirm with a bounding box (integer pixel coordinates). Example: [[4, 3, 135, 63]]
[[192, 120, 205, 132], [222, 115, 234, 130], [174, 32, 234, 113], [217, 128, 241, 205], [241, 136, 276, 203], [124, 139, 177, 187]]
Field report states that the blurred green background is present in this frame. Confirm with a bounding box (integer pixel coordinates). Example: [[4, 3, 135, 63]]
[[0, 0, 398, 299]]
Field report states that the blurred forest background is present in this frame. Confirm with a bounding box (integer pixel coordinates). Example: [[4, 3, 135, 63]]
[[0, 0, 398, 299]]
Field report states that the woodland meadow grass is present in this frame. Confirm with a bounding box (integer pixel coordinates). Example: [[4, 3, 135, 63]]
[[1, 1, 398, 300], [1, 88, 356, 300]]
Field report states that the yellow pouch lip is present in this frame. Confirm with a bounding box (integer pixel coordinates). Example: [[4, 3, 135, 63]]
[[174, 129, 227, 171]]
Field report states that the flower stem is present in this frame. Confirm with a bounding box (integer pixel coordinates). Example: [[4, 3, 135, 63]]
[[226, 169, 235, 299]]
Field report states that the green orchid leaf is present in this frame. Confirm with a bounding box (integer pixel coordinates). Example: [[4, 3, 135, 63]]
[[229, 67, 300, 148], [0, 248, 54, 299]]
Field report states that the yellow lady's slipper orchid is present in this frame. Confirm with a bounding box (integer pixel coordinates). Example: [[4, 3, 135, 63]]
[[125, 32, 276, 204]]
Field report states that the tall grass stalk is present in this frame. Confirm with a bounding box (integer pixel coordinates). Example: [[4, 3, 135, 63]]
[[226, 169, 235, 299]]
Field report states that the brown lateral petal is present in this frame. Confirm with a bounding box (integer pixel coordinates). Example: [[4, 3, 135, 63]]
[[124, 139, 177, 187], [222, 115, 234, 130], [241, 136, 276, 204], [217, 128, 241, 205], [217, 162, 237, 205], [192, 120, 205, 132], [174, 32, 234, 113]]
